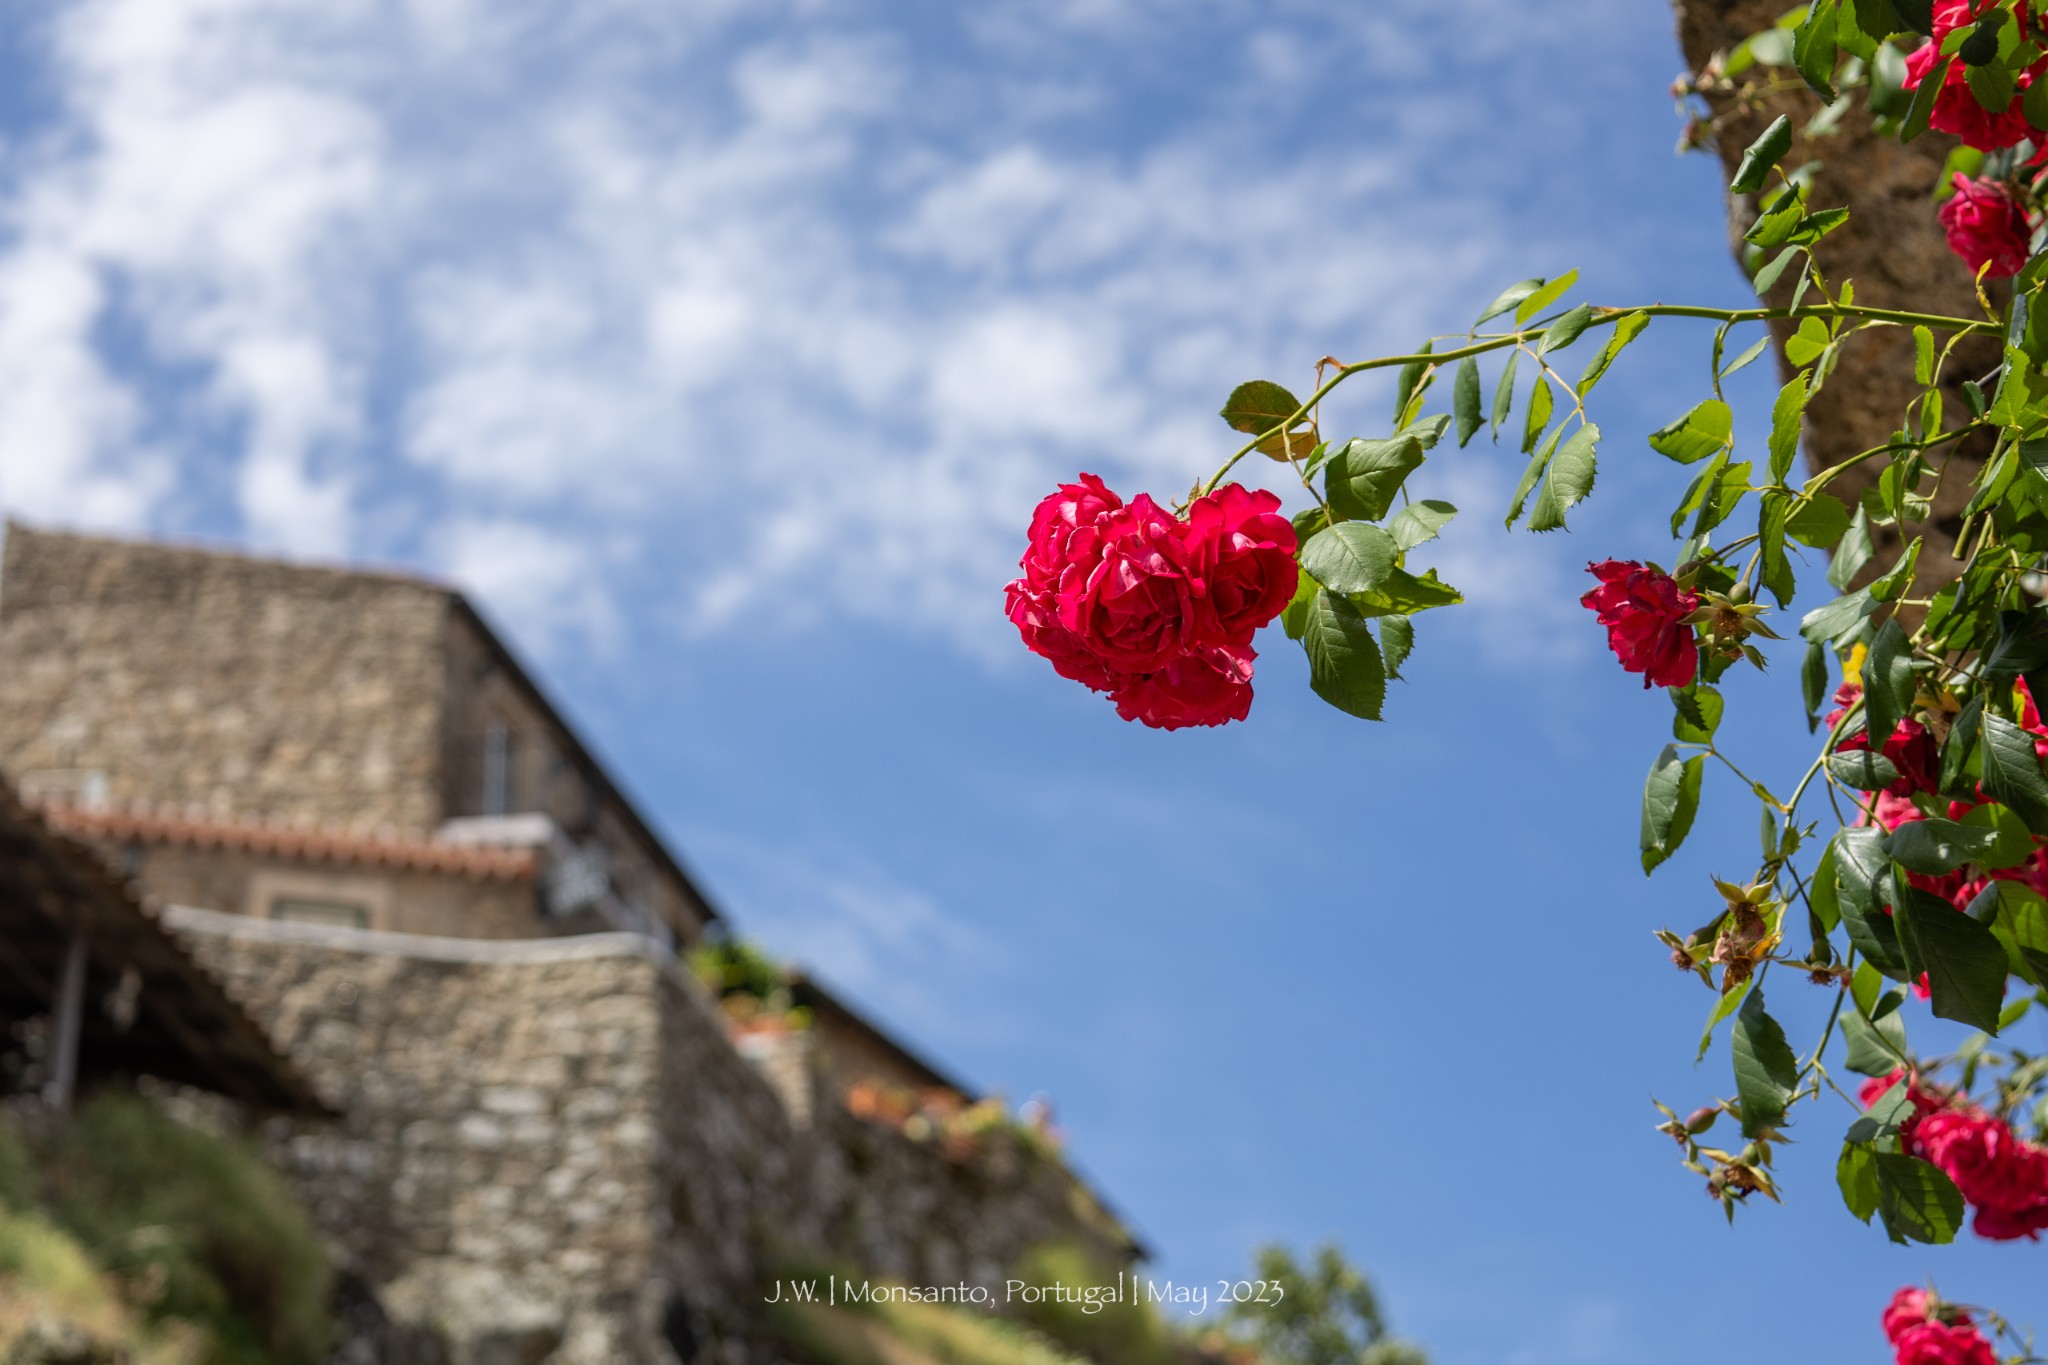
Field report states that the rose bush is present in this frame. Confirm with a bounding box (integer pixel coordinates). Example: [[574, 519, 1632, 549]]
[[1003, 0, 2048, 1349]]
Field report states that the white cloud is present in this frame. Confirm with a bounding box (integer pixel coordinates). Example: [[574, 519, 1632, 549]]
[[0, 0, 1640, 657]]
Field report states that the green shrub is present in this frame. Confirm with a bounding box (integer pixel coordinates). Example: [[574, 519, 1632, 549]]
[[38, 1093, 331, 1365]]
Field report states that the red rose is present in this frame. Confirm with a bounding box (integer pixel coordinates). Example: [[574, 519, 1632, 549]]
[[1006, 474, 1131, 693], [1917, 1109, 2048, 1240], [1938, 175, 2034, 279], [1884, 1288, 1936, 1344], [1827, 683, 1942, 796], [1580, 560, 1700, 688], [1181, 483, 1299, 647], [1905, 2, 2045, 151], [1057, 494, 1200, 672], [1111, 644, 1255, 730], [1893, 1321, 1999, 1365]]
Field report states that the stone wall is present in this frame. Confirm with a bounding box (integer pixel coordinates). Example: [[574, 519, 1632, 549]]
[[0, 524, 451, 831], [165, 910, 1136, 1365]]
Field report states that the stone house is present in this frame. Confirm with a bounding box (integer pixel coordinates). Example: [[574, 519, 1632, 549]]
[[0, 522, 1140, 1365]]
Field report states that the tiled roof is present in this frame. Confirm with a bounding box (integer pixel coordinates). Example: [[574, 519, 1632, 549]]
[[34, 801, 538, 881]]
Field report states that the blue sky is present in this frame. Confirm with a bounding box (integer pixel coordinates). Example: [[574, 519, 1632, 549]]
[[0, 1, 2040, 1360]]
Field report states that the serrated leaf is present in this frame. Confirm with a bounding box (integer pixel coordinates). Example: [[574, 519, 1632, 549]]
[[1641, 745, 1704, 874], [1527, 423, 1598, 532], [1875, 1153, 1966, 1244], [1536, 304, 1594, 357], [1760, 492, 1795, 608], [1325, 436, 1426, 523], [1521, 375, 1554, 455], [1300, 523, 1400, 596], [1220, 380, 1305, 436], [1958, 802, 2035, 872], [1453, 357, 1482, 448], [1731, 114, 1795, 193], [1865, 617, 1914, 746], [1649, 400, 1733, 464], [1301, 590, 1386, 720], [1982, 711, 2048, 831], [1914, 326, 1935, 384], [1476, 278, 1544, 326], [1514, 270, 1579, 325], [1836, 826, 1910, 979], [1732, 990, 1799, 1138], [1842, 1003, 1909, 1077], [1896, 889, 2010, 1032], [1838, 1142, 1881, 1222], [1379, 614, 1413, 679], [1720, 333, 1772, 380], [1886, 817, 2002, 874], [1671, 684, 1724, 744], [1803, 640, 1830, 729], [1348, 567, 1462, 617], [1800, 587, 1877, 645], [1768, 373, 1810, 484], [1506, 426, 1561, 529], [1490, 349, 1520, 437], [1828, 750, 1902, 789], [1828, 507, 1873, 589], [1579, 312, 1648, 396], [1387, 499, 1457, 551], [1787, 492, 1851, 549]]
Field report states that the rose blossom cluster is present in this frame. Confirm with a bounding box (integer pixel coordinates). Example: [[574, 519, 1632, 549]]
[[1579, 560, 1700, 688], [1864, 1071, 2048, 1241], [1004, 475, 1298, 730], [1834, 680, 2048, 915], [1882, 1287, 1998, 1365], [1902, 2, 2044, 277]]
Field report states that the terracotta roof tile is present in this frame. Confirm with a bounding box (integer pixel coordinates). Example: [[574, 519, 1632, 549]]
[[34, 801, 537, 882]]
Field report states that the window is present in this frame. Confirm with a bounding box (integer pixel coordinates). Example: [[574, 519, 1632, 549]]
[[481, 722, 513, 816], [269, 898, 370, 931]]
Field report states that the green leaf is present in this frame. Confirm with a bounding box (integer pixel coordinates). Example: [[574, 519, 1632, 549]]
[[1387, 499, 1457, 552], [1691, 460, 1752, 538], [1580, 312, 1648, 397], [1697, 978, 1752, 1061], [1800, 587, 1877, 645], [1732, 990, 1799, 1137], [1886, 817, 2003, 874], [1768, 373, 1810, 484], [1514, 270, 1579, 325], [1671, 684, 1724, 744], [1300, 523, 1401, 596], [1731, 114, 1795, 193], [1904, 54, 1954, 139], [1641, 745, 1705, 874], [1875, 1153, 1966, 1244], [1967, 59, 2016, 114], [1760, 492, 1796, 608], [1794, 0, 1841, 100], [1379, 614, 1414, 679], [1720, 333, 1772, 381], [1852, 0, 1909, 39], [1349, 568, 1463, 617], [1301, 590, 1387, 721], [1939, 695, 1984, 797], [1841, 1002, 1909, 1077], [1828, 507, 1874, 590], [1753, 246, 1803, 297], [1870, 538, 1922, 602], [1803, 640, 1830, 729], [1896, 889, 2010, 1032], [1838, 1142, 1881, 1223], [1959, 802, 2036, 872], [1506, 427, 1561, 529], [1490, 349, 1520, 437], [1828, 749, 1902, 790], [1453, 357, 1482, 448], [1982, 711, 2048, 831], [1279, 568, 1317, 641], [1913, 326, 1935, 384], [1219, 380, 1305, 435], [1527, 423, 1599, 532], [2027, 68, 2048, 129], [1521, 375, 1554, 455], [1836, 826, 1910, 979], [1476, 278, 1545, 326], [1393, 342, 1434, 425], [1325, 436, 1426, 523], [1865, 617, 1915, 747], [1536, 304, 1594, 357], [1785, 315, 1833, 366], [1648, 399, 1733, 465], [1787, 492, 1851, 549], [1992, 882, 2048, 983]]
